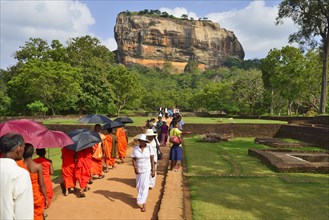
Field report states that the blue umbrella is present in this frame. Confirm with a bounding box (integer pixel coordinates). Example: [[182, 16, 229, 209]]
[[65, 129, 102, 152], [102, 121, 124, 130], [78, 114, 112, 124]]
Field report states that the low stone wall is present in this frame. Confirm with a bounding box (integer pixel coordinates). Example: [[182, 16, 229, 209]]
[[45, 123, 328, 149], [274, 125, 329, 149]]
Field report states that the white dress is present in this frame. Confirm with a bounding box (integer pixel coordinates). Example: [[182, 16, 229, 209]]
[[131, 145, 154, 204], [148, 138, 159, 188]]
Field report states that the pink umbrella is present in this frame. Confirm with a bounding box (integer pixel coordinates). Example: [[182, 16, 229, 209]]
[[33, 130, 74, 149], [0, 119, 48, 144]]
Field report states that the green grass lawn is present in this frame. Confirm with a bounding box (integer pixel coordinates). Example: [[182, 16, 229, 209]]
[[43, 116, 287, 126], [184, 137, 329, 220]]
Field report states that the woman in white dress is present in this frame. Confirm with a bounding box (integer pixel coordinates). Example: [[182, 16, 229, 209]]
[[145, 129, 159, 189], [131, 134, 155, 212]]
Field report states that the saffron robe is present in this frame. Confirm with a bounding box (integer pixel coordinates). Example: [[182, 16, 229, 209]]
[[104, 134, 116, 166], [34, 157, 53, 206], [61, 148, 76, 189], [91, 133, 105, 176], [75, 147, 92, 189], [116, 127, 128, 159], [30, 172, 45, 220]]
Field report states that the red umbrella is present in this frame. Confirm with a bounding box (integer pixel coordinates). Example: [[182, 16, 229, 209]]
[[33, 130, 74, 149], [0, 119, 48, 144]]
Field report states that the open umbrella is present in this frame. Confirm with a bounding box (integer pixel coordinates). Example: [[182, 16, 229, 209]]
[[65, 129, 101, 152], [0, 119, 48, 144], [78, 114, 112, 124], [33, 130, 74, 149], [114, 117, 134, 124], [102, 121, 124, 130]]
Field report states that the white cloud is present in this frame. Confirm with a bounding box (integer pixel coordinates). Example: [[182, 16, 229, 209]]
[[0, 0, 95, 69], [159, 7, 199, 20], [206, 0, 298, 59], [102, 38, 118, 51]]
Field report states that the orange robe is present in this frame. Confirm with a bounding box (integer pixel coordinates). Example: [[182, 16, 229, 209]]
[[30, 172, 45, 220], [91, 143, 103, 176], [16, 160, 44, 220], [116, 127, 128, 159], [16, 159, 28, 170], [34, 157, 54, 206], [61, 148, 76, 189], [104, 134, 115, 166], [75, 147, 92, 189]]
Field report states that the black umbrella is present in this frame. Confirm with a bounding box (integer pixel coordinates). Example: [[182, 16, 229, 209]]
[[65, 129, 102, 152], [78, 114, 112, 124], [114, 117, 134, 124], [102, 121, 124, 130]]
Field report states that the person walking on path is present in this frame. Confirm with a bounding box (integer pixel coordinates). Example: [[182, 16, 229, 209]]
[[104, 128, 117, 171], [145, 129, 159, 189], [91, 124, 105, 179], [34, 148, 54, 207], [116, 126, 128, 163], [61, 147, 76, 196], [169, 122, 183, 172], [0, 133, 34, 220], [23, 144, 49, 220], [75, 147, 93, 198], [131, 134, 155, 212]]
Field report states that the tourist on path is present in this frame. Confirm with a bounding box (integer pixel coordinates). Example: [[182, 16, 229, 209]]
[[0, 133, 34, 220], [145, 129, 159, 189], [23, 144, 49, 220], [61, 147, 76, 196], [131, 134, 155, 212], [34, 148, 54, 207], [169, 122, 183, 171]]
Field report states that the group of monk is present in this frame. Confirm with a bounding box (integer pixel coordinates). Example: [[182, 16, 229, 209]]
[[61, 123, 128, 198]]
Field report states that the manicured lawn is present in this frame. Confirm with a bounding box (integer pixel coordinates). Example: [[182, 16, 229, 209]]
[[43, 116, 287, 126], [183, 137, 329, 220]]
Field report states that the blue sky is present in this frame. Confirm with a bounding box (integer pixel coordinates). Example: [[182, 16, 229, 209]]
[[0, 0, 297, 69]]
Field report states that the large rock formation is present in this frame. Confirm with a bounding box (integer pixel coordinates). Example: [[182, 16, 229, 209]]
[[114, 12, 245, 73]]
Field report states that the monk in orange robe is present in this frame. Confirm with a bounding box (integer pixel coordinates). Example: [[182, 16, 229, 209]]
[[104, 128, 117, 171], [23, 144, 48, 220], [61, 147, 76, 196], [116, 126, 128, 163], [34, 148, 54, 206], [75, 147, 93, 197], [91, 124, 105, 179]]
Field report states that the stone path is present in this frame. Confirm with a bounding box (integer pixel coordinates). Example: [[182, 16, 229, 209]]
[[46, 141, 185, 220]]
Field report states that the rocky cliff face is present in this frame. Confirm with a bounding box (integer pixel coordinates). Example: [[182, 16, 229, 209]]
[[114, 13, 245, 73]]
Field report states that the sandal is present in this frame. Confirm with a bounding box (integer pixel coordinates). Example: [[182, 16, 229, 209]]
[[84, 187, 90, 192], [78, 192, 86, 198], [141, 207, 146, 212], [64, 190, 69, 196]]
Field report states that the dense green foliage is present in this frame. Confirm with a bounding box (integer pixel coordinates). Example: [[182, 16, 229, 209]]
[[276, 0, 329, 114], [184, 137, 329, 220], [0, 31, 326, 116]]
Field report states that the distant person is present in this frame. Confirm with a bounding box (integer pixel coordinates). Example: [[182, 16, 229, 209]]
[[104, 128, 117, 171], [34, 148, 54, 207], [61, 147, 76, 196], [23, 144, 49, 220], [116, 125, 128, 163], [131, 134, 155, 212], [155, 116, 163, 142], [160, 121, 169, 146], [0, 133, 33, 220]]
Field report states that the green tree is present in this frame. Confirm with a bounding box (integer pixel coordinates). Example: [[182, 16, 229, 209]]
[[27, 101, 48, 115], [108, 65, 142, 116], [276, 0, 329, 114], [14, 38, 50, 63], [7, 60, 82, 115], [232, 69, 264, 114]]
